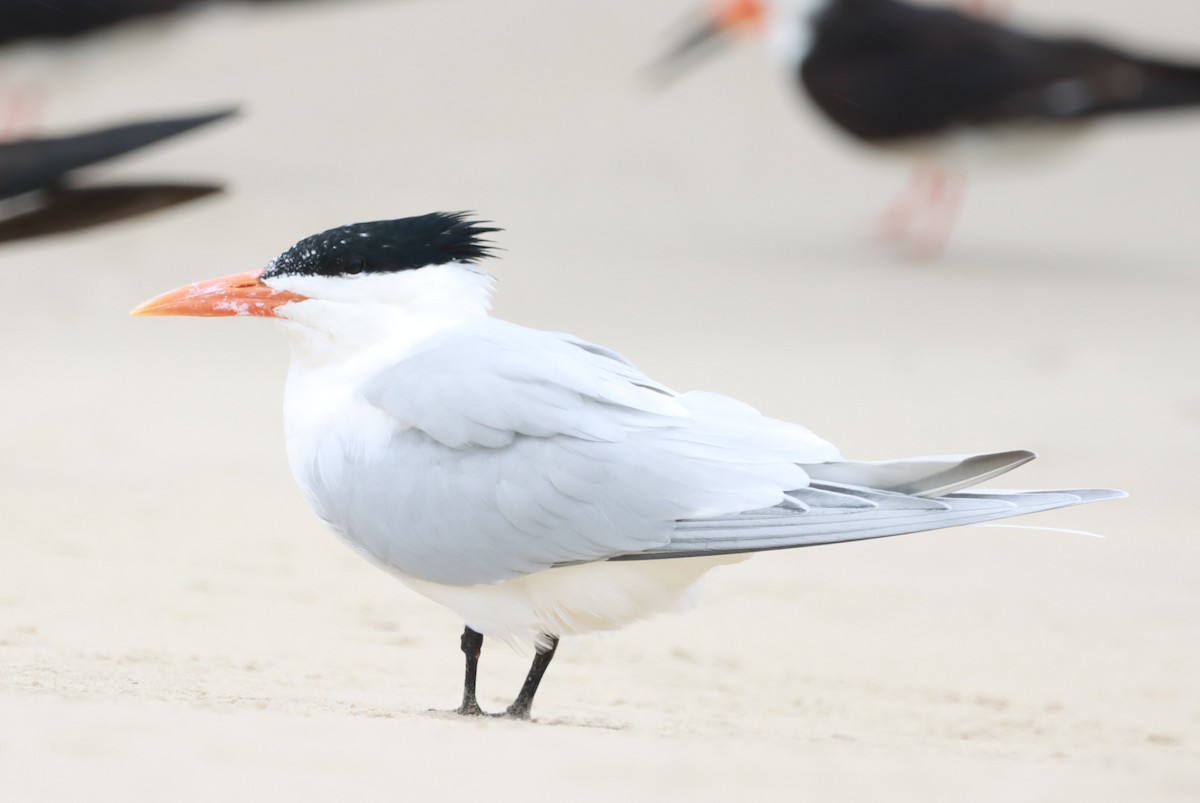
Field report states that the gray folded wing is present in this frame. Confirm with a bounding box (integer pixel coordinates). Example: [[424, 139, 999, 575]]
[[347, 319, 1124, 585], [342, 319, 837, 585]]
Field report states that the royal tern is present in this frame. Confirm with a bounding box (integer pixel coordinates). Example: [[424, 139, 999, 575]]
[[657, 0, 1200, 255], [0, 109, 231, 245], [132, 212, 1124, 719]]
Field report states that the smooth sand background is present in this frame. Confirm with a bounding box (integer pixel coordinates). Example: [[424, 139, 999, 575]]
[[1, 1, 1198, 800]]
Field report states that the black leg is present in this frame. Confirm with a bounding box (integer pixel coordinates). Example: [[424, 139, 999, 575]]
[[502, 635, 559, 720], [455, 625, 485, 716]]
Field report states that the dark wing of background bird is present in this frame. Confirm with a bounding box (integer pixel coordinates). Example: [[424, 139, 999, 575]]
[[0, 109, 233, 245], [800, 1, 1200, 142], [0, 0, 195, 44], [0, 0, 387, 46], [0, 183, 222, 244], [0, 109, 233, 199]]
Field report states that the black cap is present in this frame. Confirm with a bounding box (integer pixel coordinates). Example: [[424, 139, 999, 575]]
[[262, 212, 500, 279]]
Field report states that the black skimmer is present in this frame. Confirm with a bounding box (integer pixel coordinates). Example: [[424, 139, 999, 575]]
[[131, 212, 1124, 719], [0, 109, 233, 245], [658, 0, 1200, 256], [0, 0, 195, 45], [0, 1, 378, 136], [0, 0, 382, 46]]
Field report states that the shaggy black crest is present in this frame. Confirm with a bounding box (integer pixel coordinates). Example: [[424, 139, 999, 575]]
[[262, 212, 500, 279]]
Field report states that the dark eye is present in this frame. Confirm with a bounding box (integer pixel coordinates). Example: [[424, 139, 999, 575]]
[[342, 256, 365, 275]]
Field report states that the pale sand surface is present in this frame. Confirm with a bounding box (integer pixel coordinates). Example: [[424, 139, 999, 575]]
[[1, 1, 1198, 800]]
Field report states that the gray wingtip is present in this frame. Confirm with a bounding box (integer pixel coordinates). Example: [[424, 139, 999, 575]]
[[907, 449, 1038, 497]]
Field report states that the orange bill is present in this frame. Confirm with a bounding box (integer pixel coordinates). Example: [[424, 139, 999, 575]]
[[130, 270, 306, 318]]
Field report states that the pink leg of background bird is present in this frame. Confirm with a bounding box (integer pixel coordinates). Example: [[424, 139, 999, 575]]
[[0, 84, 46, 141], [875, 163, 966, 260], [876, 164, 936, 243], [873, 0, 1009, 258], [907, 167, 965, 260]]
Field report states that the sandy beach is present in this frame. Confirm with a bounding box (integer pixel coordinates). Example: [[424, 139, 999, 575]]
[[1, 1, 1198, 800]]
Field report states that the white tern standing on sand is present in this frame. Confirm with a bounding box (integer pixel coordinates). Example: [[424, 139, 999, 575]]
[[132, 212, 1123, 719]]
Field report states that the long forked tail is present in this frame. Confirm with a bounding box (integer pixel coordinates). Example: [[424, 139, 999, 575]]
[[610, 451, 1125, 562]]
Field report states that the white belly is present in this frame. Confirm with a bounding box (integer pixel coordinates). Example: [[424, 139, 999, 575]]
[[393, 555, 749, 651], [878, 122, 1092, 172]]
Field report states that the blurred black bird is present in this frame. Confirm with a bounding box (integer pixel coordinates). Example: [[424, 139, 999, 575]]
[[1, 1, 196, 45], [0, 0, 357, 46], [657, 0, 1200, 256], [0, 108, 233, 245]]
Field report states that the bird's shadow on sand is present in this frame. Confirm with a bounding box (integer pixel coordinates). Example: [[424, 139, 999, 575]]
[[939, 240, 1198, 282], [421, 707, 628, 731], [769, 229, 1200, 285]]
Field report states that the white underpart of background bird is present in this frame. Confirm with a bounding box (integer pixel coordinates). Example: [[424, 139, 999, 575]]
[[131, 212, 1124, 718]]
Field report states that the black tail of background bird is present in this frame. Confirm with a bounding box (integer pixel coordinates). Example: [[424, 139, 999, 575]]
[[1092, 57, 1200, 117]]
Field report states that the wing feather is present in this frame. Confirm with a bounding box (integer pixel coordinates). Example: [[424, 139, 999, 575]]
[[805, 451, 1036, 497]]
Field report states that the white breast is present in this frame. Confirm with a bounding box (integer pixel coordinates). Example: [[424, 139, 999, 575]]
[[281, 359, 398, 519]]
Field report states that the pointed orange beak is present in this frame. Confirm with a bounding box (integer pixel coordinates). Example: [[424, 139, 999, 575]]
[[130, 270, 306, 318]]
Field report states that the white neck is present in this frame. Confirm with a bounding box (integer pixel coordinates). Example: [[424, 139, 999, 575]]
[[269, 263, 496, 494], [765, 0, 832, 64], [268, 262, 494, 371]]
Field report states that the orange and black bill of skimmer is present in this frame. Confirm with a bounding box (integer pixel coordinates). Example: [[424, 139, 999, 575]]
[[0, 109, 233, 245], [656, 0, 1200, 257]]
